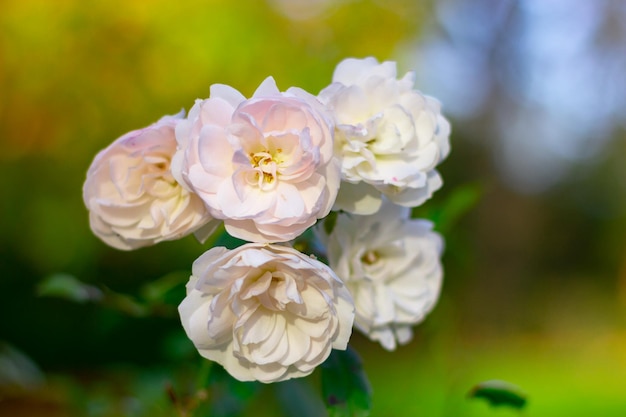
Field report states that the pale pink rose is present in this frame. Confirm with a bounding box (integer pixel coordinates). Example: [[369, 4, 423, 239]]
[[317, 199, 443, 350], [83, 113, 218, 250], [319, 57, 451, 215], [172, 77, 340, 243], [178, 243, 354, 383]]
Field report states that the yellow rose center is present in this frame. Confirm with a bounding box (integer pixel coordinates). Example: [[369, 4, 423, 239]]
[[361, 250, 380, 265], [248, 148, 284, 190]]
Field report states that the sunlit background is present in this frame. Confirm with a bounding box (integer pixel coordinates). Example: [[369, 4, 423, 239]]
[[2, 0, 626, 416]]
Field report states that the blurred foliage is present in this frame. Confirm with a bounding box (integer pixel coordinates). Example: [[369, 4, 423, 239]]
[[0, 342, 44, 392], [321, 347, 372, 417], [1, 0, 626, 416], [412, 181, 483, 235], [37, 273, 103, 304], [468, 380, 527, 410]]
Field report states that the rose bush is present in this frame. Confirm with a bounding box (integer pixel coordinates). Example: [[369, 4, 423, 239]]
[[178, 243, 354, 383], [318, 57, 451, 215], [83, 113, 217, 250], [172, 77, 340, 243], [318, 199, 443, 350]]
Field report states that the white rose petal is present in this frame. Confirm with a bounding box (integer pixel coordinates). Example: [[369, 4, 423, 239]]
[[318, 198, 443, 350], [319, 57, 451, 214], [178, 243, 354, 383], [83, 113, 218, 250]]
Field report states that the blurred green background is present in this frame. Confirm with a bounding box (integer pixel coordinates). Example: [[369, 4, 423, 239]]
[[2, 0, 626, 416]]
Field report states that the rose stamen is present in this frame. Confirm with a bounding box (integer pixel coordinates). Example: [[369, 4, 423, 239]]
[[361, 250, 380, 265], [249, 150, 280, 189]]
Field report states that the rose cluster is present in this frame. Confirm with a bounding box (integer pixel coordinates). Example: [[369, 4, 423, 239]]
[[83, 57, 450, 383]]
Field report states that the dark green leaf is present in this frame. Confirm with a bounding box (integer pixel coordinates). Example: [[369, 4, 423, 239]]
[[213, 227, 248, 249], [36, 273, 103, 303], [292, 226, 330, 265], [207, 364, 261, 417], [468, 379, 528, 409], [323, 211, 339, 235], [321, 346, 372, 417], [275, 378, 326, 417]]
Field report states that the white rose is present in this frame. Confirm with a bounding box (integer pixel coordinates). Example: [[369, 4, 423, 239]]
[[317, 199, 443, 350], [172, 77, 340, 243], [83, 113, 218, 250], [178, 243, 354, 383], [319, 57, 451, 215]]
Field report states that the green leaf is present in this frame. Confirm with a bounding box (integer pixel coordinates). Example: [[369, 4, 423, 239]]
[[468, 379, 528, 409], [321, 346, 372, 417], [207, 364, 261, 417], [292, 226, 330, 265], [275, 378, 326, 417], [37, 273, 180, 317], [323, 211, 339, 235], [36, 273, 103, 303], [100, 287, 151, 317], [139, 270, 188, 303], [413, 182, 482, 233], [0, 341, 44, 390], [213, 227, 248, 249]]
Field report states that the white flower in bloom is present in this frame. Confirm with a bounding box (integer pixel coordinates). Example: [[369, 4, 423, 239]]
[[318, 199, 443, 350], [83, 113, 217, 250], [319, 57, 451, 215], [178, 243, 354, 383], [172, 77, 340, 243]]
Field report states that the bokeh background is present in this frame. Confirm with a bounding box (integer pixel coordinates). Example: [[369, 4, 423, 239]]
[[2, 0, 626, 416]]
